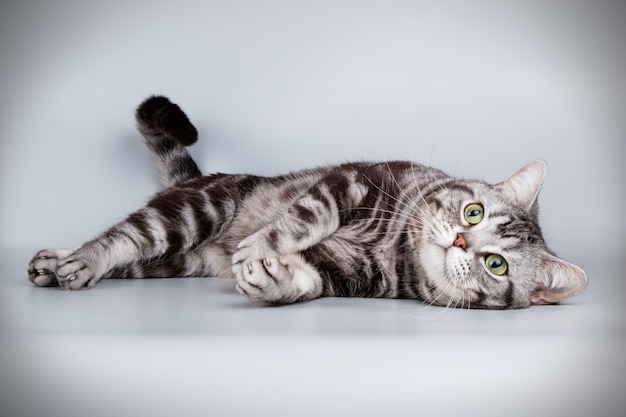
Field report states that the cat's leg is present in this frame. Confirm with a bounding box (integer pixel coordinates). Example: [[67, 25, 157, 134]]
[[28, 177, 243, 290], [28, 225, 155, 290], [233, 181, 348, 269], [232, 177, 367, 303], [28, 223, 202, 290]]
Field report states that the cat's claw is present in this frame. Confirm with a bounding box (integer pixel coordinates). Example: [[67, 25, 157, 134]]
[[232, 231, 280, 272], [56, 255, 99, 290], [243, 258, 272, 275], [58, 273, 76, 282]]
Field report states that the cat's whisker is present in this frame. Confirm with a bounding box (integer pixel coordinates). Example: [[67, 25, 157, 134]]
[[439, 280, 464, 317], [362, 169, 439, 231], [384, 161, 430, 218], [408, 162, 444, 217], [344, 207, 434, 231]]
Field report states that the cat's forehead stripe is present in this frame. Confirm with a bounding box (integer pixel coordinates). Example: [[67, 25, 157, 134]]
[[443, 183, 475, 196], [496, 216, 543, 246]]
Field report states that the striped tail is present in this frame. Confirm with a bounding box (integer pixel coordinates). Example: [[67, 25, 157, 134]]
[[135, 95, 202, 188]]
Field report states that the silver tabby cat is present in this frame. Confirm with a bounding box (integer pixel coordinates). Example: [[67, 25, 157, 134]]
[[28, 96, 587, 309]]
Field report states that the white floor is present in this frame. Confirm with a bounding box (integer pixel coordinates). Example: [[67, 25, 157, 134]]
[[1, 248, 624, 417]]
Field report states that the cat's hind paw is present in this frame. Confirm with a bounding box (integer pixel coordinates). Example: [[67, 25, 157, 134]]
[[28, 248, 77, 287], [55, 253, 100, 290], [29, 249, 60, 287], [28, 248, 101, 290]]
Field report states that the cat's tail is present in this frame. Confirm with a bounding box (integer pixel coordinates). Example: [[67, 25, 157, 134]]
[[135, 95, 202, 188]]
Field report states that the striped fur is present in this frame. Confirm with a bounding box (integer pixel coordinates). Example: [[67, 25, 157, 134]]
[[28, 96, 587, 309], [135, 96, 201, 187]]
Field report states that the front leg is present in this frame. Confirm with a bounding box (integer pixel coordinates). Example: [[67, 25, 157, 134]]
[[235, 254, 323, 304], [232, 182, 343, 275], [232, 177, 367, 304], [232, 217, 331, 304]]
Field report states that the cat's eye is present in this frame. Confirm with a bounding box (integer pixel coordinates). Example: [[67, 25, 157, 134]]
[[485, 254, 508, 276], [464, 203, 484, 225]]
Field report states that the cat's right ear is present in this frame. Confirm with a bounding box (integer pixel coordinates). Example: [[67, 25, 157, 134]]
[[531, 253, 588, 305], [494, 160, 547, 211]]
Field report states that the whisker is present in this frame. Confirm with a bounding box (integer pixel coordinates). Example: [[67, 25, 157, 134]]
[[342, 205, 437, 234]]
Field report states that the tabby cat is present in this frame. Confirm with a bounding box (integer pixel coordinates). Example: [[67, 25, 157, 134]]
[[28, 96, 587, 309]]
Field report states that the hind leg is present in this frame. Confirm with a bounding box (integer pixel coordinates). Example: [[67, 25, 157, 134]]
[[28, 221, 201, 290], [28, 236, 139, 290], [29, 247, 110, 290], [27, 176, 247, 289]]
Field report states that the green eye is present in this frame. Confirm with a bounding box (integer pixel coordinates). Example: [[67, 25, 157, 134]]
[[464, 203, 484, 225], [485, 254, 508, 276]]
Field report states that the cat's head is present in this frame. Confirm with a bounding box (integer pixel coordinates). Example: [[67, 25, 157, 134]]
[[412, 160, 587, 309]]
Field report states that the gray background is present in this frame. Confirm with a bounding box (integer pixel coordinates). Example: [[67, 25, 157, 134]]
[[1, 1, 624, 416]]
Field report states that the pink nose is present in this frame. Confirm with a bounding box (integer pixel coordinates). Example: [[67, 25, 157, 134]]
[[453, 233, 467, 250]]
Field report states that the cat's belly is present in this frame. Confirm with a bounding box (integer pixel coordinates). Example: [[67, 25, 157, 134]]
[[192, 243, 235, 278]]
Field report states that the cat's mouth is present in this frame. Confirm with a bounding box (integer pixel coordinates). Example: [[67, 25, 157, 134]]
[[444, 246, 473, 284], [418, 241, 477, 307], [419, 226, 475, 287]]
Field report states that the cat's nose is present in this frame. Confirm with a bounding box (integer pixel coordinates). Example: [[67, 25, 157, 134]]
[[453, 233, 467, 250]]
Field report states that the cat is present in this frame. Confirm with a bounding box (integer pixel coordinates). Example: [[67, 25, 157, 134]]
[[28, 95, 587, 309]]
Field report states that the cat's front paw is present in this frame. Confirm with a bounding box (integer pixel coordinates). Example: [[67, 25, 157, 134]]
[[28, 248, 101, 290], [235, 257, 295, 303], [234, 254, 322, 304], [232, 232, 279, 277]]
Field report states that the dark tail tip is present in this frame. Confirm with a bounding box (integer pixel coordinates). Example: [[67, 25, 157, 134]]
[[136, 95, 198, 146]]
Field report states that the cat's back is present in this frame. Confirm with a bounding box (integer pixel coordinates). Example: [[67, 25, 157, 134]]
[[222, 161, 446, 239]]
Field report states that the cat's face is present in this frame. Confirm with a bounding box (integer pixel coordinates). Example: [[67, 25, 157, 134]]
[[411, 161, 587, 309]]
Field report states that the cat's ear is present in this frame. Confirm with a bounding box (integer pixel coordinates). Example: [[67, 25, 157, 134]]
[[495, 160, 547, 211], [531, 253, 587, 305]]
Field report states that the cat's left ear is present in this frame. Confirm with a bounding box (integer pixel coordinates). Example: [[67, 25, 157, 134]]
[[531, 253, 588, 305], [495, 160, 547, 211]]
